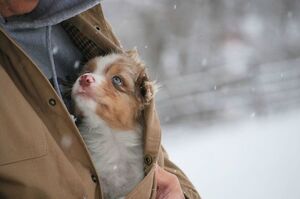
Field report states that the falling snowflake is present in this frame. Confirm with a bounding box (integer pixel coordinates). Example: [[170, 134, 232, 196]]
[[113, 165, 118, 170], [201, 58, 207, 66], [52, 46, 58, 55], [214, 85, 217, 90], [61, 135, 72, 149], [250, 112, 256, 118], [173, 4, 177, 10], [74, 60, 80, 69], [144, 45, 148, 49]]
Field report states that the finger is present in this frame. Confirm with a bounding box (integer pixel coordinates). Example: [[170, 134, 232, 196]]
[[156, 165, 178, 187], [155, 165, 166, 199]]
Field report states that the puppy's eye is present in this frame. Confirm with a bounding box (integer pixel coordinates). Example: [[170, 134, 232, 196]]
[[112, 76, 122, 86]]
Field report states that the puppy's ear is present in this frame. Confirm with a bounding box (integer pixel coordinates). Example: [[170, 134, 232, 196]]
[[136, 70, 158, 106], [126, 47, 139, 62]]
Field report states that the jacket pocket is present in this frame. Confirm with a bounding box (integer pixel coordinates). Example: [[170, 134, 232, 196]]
[[0, 66, 47, 166]]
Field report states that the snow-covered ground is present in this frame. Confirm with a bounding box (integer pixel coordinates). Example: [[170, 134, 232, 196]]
[[162, 110, 300, 199]]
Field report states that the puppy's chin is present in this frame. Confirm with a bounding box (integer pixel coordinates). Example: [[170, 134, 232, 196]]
[[73, 95, 97, 118]]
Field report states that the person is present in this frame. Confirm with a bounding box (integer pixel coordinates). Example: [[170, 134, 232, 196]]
[[0, 1, 200, 199]]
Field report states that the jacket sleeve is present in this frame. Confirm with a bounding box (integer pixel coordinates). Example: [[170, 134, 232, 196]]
[[160, 146, 201, 199]]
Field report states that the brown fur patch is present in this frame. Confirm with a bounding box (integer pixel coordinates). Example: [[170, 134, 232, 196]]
[[96, 56, 145, 130]]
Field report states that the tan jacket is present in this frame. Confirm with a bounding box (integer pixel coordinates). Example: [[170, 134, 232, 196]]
[[0, 5, 200, 199]]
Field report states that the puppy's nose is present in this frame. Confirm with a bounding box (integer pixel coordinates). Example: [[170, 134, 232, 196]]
[[79, 74, 95, 87]]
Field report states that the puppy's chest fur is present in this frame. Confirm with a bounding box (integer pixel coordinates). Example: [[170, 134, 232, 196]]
[[79, 115, 144, 199]]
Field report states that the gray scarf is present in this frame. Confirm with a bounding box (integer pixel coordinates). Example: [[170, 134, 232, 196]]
[[0, 0, 100, 98]]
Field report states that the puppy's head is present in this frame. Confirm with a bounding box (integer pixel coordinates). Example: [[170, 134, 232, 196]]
[[72, 50, 157, 130]]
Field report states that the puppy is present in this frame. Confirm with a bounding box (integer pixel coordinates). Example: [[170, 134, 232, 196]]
[[72, 49, 157, 199]]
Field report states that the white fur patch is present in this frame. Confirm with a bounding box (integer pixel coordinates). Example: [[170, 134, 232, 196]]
[[79, 116, 144, 199], [93, 54, 123, 75]]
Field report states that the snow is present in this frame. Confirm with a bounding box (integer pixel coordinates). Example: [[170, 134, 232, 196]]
[[60, 135, 72, 149], [201, 58, 207, 66], [242, 15, 263, 39], [101, 2, 300, 197], [74, 60, 80, 69], [113, 165, 118, 170], [52, 46, 58, 55], [162, 110, 300, 199], [162, 47, 181, 77]]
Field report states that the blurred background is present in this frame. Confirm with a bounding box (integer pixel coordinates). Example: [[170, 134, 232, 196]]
[[103, 0, 300, 198]]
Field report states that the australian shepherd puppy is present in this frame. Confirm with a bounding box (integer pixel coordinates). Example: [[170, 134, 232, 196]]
[[72, 49, 157, 199]]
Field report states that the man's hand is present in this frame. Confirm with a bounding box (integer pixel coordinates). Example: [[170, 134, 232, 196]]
[[155, 165, 185, 199], [0, 0, 39, 17]]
